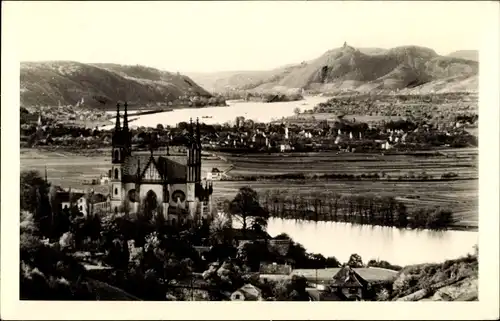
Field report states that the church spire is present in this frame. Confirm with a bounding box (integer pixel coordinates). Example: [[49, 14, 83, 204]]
[[123, 101, 131, 153], [189, 118, 195, 144], [123, 101, 129, 131], [115, 102, 121, 132], [196, 117, 201, 147]]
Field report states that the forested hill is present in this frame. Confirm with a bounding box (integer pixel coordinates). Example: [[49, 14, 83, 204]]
[[20, 61, 212, 109]]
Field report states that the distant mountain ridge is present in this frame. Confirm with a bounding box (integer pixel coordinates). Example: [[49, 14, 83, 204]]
[[187, 45, 478, 94], [447, 50, 478, 62], [20, 61, 211, 108]]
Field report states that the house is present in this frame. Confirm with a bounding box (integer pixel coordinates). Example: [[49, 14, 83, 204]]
[[55, 191, 109, 217], [381, 141, 393, 150], [210, 168, 222, 180], [230, 284, 263, 301], [100, 173, 110, 185], [329, 266, 369, 301], [56, 191, 86, 215], [87, 193, 111, 215], [280, 143, 292, 152], [268, 238, 292, 256], [251, 133, 267, 148]]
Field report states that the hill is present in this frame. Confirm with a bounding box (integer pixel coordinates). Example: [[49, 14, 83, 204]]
[[187, 45, 478, 94], [390, 249, 478, 301], [447, 50, 479, 62], [20, 61, 211, 109]]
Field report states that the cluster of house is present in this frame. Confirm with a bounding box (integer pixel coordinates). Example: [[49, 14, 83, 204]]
[[24, 103, 108, 124], [204, 126, 296, 152], [195, 119, 422, 154], [53, 187, 110, 217]]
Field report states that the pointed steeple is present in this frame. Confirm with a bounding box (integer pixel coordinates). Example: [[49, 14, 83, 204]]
[[196, 117, 201, 147], [123, 101, 129, 131], [189, 118, 195, 144], [115, 102, 121, 132], [123, 101, 131, 153]]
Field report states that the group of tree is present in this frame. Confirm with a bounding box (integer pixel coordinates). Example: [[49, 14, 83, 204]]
[[260, 189, 456, 230]]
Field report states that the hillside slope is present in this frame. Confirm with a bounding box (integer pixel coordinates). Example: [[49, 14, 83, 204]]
[[20, 61, 211, 108], [390, 251, 478, 301], [188, 45, 478, 94]]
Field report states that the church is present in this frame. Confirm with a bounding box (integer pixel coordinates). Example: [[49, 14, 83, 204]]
[[109, 102, 213, 225]]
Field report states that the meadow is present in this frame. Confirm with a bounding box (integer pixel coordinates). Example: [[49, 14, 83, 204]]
[[220, 149, 478, 179]]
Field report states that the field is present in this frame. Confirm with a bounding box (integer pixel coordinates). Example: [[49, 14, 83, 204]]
[[20, 148, 478, 230], [220, 149, 478, 179]]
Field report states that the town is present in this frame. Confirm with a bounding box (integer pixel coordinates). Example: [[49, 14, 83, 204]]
[[21, 92, 477, 155]]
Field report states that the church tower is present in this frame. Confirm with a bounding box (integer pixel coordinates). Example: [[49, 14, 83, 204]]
[[110, 102, 128, 213], [186, 118, 202, 220]]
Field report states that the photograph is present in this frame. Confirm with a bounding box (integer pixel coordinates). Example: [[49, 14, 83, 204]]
[[2, 0, 499, 319]]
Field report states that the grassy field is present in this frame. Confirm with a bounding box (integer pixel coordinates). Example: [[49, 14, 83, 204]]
[[220, 149, 478, 179], [20, 148, 478, 229]]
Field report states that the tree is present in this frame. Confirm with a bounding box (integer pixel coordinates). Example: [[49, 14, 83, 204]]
[[20, 170, 48, 212], [228, 187, 269, 234], [20, 170, 52, 236], [346, 253, 364, 268], [209, 212, 233, 245], [293, 107, 301, 118], [325, 256, 341, 268]]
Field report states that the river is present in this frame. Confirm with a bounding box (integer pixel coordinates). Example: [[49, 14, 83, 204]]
[[104, 96, 329, 128], [264, 218, 478, 266]]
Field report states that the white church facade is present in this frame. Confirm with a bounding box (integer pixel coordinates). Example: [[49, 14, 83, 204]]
[[109, 102, 213, 225]]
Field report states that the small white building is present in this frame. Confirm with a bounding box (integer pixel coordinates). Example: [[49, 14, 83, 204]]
[[100, 174, 110, 185], [381, 141, 393, 150], [280, 143, 292, 152], [210, 168, 222, 180]]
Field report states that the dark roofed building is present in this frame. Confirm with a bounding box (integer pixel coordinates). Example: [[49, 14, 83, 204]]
[[329, 265, 369, 301]]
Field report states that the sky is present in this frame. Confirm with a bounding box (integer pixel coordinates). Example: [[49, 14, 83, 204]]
[[6, 1, 490, 73]]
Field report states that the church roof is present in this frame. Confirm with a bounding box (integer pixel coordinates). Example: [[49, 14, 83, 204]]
[[122, 153, 187, 182]]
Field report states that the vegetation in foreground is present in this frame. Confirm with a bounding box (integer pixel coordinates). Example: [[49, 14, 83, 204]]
[[20, 169, 477, 301]]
